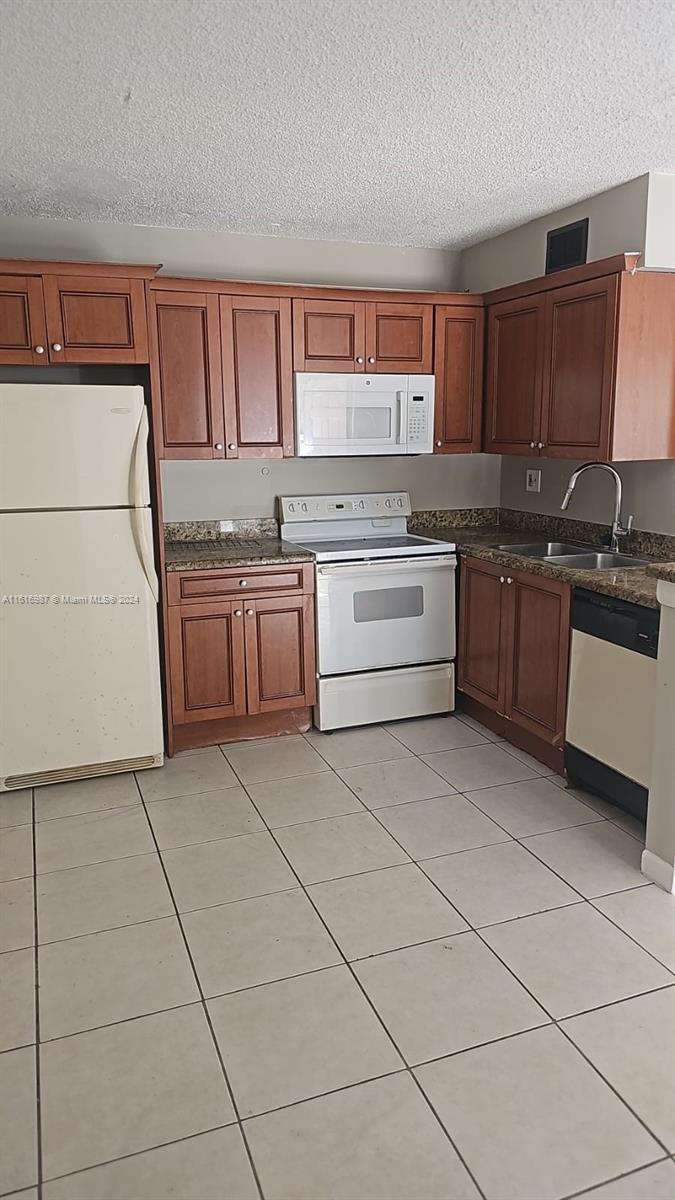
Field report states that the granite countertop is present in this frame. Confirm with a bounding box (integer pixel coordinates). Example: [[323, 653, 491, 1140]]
[[646, 561, 675, 586], [410, 524, 661, 609], [164, 538, 314, 572]]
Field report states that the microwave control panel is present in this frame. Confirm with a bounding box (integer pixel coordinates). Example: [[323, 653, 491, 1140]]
[[407, 393, 429, 444]]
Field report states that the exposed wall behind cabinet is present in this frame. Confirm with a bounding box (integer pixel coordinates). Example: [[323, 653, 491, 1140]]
[[161, 456, 502, 522], [502, 457, 675, 536]]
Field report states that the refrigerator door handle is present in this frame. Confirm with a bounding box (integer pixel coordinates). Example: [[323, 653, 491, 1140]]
[[131, 509, 159, 602], [130, 404, 150, 508]]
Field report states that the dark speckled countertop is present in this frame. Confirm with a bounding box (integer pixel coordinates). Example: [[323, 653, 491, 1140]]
[[410, 524, 662, 609], [164, 538, 314, 571], [647, 562, 675, 586]]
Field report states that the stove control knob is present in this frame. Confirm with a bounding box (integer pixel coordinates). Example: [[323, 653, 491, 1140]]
[[397, 498, 403, 507], [384, 499, 392, 508], [300, 502, 308, 512]]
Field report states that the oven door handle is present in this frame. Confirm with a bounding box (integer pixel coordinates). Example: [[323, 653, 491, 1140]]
[[318, 556, 456, 578]]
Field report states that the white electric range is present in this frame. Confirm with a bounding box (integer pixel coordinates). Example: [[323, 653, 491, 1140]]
[[280, 492, 457, 730]]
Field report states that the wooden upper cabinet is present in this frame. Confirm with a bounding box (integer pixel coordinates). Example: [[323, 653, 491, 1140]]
[[220, 295, 294, 458], [149, 291, 224, 459], [504, 570, 570, 746], [168, 600, 247, 724], [540, 276, 618, 459], [244, 595, 316, 714], [433, 306, 484, 453], [42, 275, 149, 363], [457, 556, 509, 712], [484, 294, 545, 454], [0, 276, 48, 365], [366, 303, 433, 373], [293, 299, 365, 371]]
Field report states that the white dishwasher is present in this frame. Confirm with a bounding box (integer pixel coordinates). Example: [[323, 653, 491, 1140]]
[[565, 588, 660, 821]]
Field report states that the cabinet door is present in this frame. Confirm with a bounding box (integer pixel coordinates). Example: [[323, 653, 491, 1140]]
[[504, 572, 570, 746], [457, 557, 509, 712], [244, 595, 316, 714], [149, 291, 225, 459], [42, 275, 149, 363], [433, 306, 484, 452], [168, 601, 246, 724], [293, 299, 365, 372], [540, 276, 618, 459], [366, 303, 433, 373], [220, 296, 294, 458], [0, 276, 48, 365], [484, 295, 545, 454]]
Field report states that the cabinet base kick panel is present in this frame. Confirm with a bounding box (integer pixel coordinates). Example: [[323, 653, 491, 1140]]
[[314, 662, 455, 731]]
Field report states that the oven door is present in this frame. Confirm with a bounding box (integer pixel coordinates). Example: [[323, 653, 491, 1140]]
[[296, 373, 409, 456], [316, 556, 456, 675]]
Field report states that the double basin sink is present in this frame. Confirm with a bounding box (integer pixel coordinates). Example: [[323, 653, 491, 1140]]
[[491, 541, 649, 571]]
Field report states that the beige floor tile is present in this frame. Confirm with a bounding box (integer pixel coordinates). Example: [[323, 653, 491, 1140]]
[[0, 947, 35, 1051], [247, 771, 363, 828], [337, 755, 455, 809], [223, 735, 328, 784], [136, 748, 238, 802], [275, 811, 409, 884], [43, 1126, 258, 1200], [147, 786, 264, 849], [376, 794, 509, 860], [415, 1025, 660, 1200], [183, 889, 341, 996], [36, 807, 154, 874], [35, 774, 139, 822], [304, 725, 412, 769], [246, 1072, 480, 1200], [355, 932, 547, 1064], [574, 1160, 675, 1200], [41, 1005, 235, 1180], [39, 916, 199, 1040], [0, 1047, 37, 1194], [483, 904, 673, 1018], [0, 877, 34, 952], [385, 715, 489, 754], [5, 1190, 38, 1199], [522, 822, 646, 898], [594, 885, 675, 972], [454, 712, 505, 741], [500, 742, 557, 775], [37, 854, 173, 944], [0, 789, 32, 829], [0, 825, 33, 882], [556, 782, 647, 841], [465, 776, 602, 837], [162, 831, 296, 912], [421, 743, 539, 791], [422, 841, 579, 928], [563, 988, 675, 1151], [308, 863, 467, 959], [209, 965, 402, 1117]]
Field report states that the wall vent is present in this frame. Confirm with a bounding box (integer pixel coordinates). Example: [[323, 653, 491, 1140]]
[[545, 218, 589, 274]]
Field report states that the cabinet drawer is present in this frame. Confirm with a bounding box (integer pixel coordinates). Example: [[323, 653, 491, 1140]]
[[167, 563, 313, 604]]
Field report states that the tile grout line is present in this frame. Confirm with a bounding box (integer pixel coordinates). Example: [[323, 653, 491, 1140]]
[[559, 1154, 673, 1200], [219, 749, 489, 1200], [30, 787, 43, 1200], [129, 773, 266, 1200]]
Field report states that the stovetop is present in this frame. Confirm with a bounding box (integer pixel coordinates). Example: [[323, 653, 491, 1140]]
[[279, 492, 456, 563]]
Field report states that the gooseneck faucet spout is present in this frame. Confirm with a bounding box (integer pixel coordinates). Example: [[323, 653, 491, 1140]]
[[560, 462, 634, 553]]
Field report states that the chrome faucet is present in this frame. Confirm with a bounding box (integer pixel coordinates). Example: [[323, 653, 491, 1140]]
[[561, 462, 634, 552]]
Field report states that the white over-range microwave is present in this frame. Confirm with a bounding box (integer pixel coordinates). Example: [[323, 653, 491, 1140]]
[[295, 372, 435, 456]]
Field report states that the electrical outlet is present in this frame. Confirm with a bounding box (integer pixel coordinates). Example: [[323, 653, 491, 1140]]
[[526, 468, 541, 494]]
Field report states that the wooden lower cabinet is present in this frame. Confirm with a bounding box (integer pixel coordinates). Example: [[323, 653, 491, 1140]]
[[244, 596, 316, 714], [168, 601, 247, 724], [458, 555, 570, 757]]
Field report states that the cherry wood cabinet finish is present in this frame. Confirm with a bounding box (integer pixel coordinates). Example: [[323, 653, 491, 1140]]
[[484, 294, 545, 454], [166, 563, 313, 605], [0, 275, 48, 365], [244, 595, 316, 714], [151, 274, 482, 306], [484, 254, 640, 306], [457, 557, 509, 712], [293, 299, 366, 372], [220, 295, 294, 457], [611, 270, 675, 460], [168, 600, 247, 724], [148, 291, 224, 459], [433, 305, 484, 452], [0, 259, 160, 280], [503, 570, 570, 746], [366, 303, 433, 373], [42, 276, 149, 363], [540, 275, 618, 459]]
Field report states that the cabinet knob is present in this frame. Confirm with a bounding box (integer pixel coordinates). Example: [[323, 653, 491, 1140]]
[[239, 579, 248, 587], [500, 576, 505, 584], [234, 609, 243, 617], [537, 442, 544, 449], [436, 440, 442, 447], [368, 356, 375, 364], [246, 608, 253, 616], [34, 345, 45, 354], [214, 442, 223, 450], [51, 343, 62, 352], [507, 577, 513, 584], [355, 356, 364, 364], [228, 443, 236, 450], [530, 442, 536, 449]]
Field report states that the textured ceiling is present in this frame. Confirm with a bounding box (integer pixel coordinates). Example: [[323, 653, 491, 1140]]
[[1, 0, 674, 249]]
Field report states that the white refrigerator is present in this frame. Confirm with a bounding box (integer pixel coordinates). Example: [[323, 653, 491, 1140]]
[[0, 384, 164, 791]]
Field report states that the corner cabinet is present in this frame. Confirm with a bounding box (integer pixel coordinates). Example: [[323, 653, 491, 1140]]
[[458, 556, 570, 762], [433, 305, 484, 453]]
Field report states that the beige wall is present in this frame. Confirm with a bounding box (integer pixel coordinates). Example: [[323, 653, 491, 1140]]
[[0, 214, 460, 291], [501, 456, 675, 535], [161, 455, 501, 522]]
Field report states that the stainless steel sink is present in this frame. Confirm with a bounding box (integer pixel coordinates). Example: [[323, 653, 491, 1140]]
[[544, 552, 649, 570], [493, 541, 591, 556]]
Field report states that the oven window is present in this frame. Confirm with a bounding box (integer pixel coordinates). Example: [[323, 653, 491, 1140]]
[[353, 586, 424, 622]]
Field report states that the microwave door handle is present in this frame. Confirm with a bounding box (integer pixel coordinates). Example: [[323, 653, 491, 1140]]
[[396, 391, 406, 444]]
